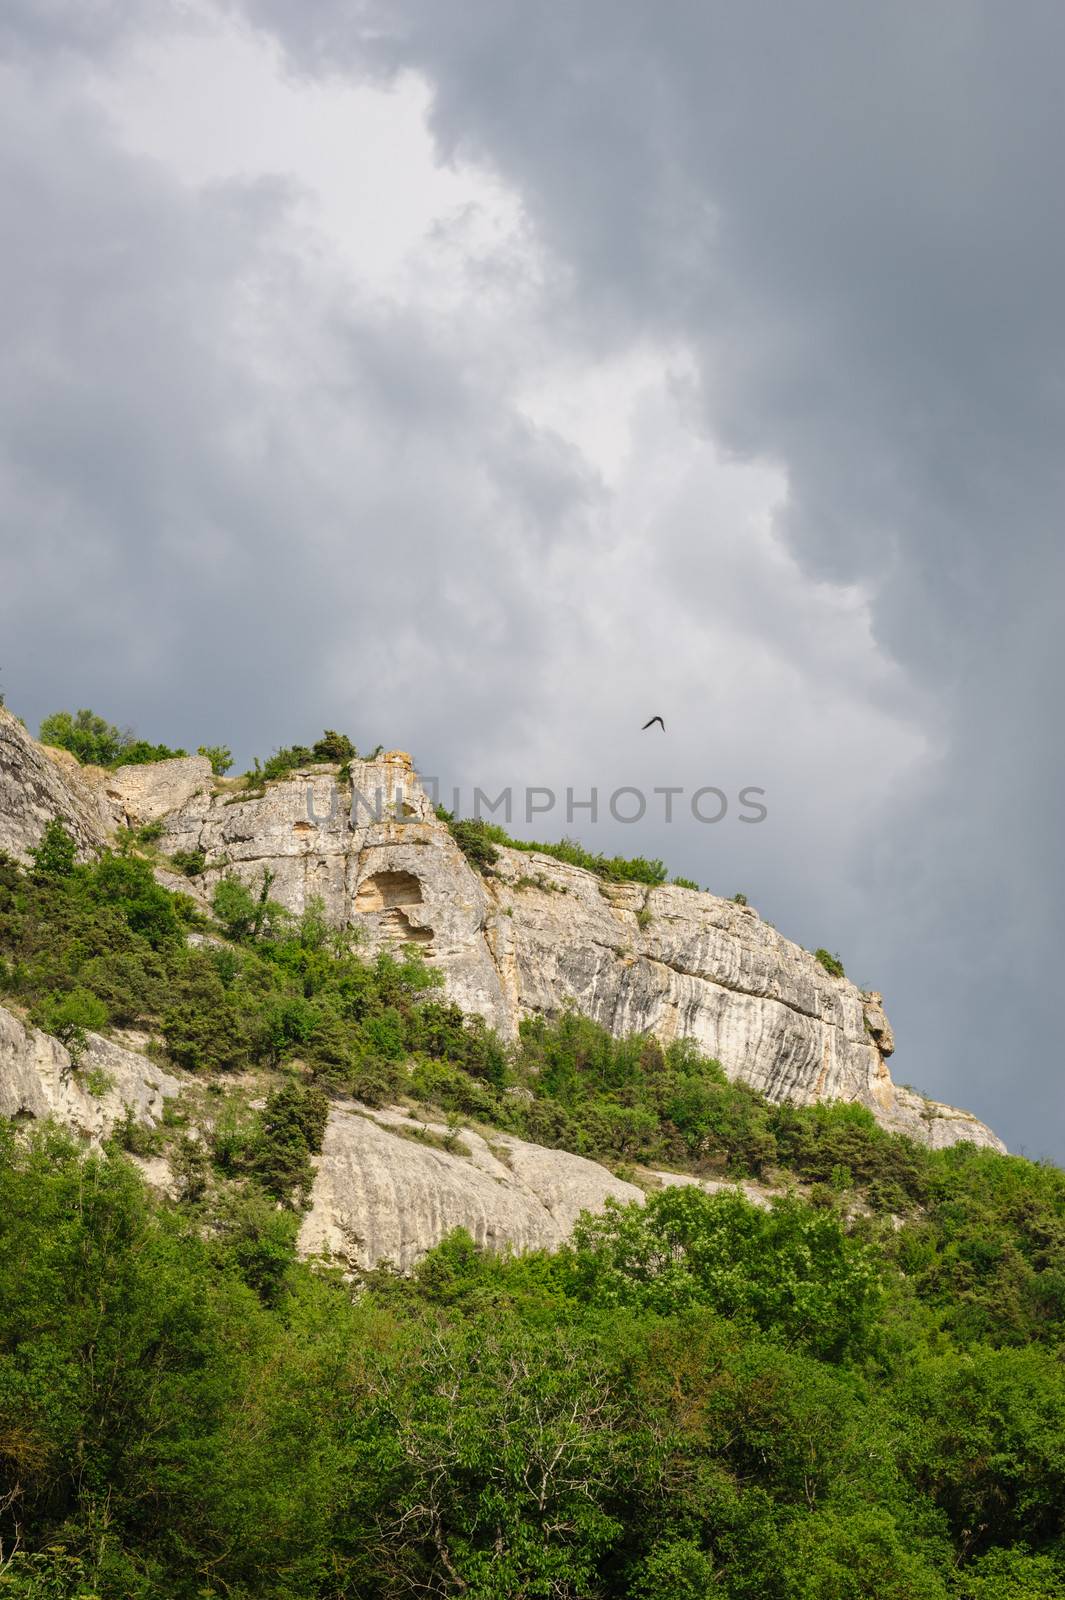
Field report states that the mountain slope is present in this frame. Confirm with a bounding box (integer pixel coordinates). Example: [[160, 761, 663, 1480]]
[[0, 705, 1002, 1151]]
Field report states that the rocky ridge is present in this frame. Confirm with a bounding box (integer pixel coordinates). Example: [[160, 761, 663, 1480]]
[[0, 706, 1003, 1154], [0, 706, 1005, 1270]]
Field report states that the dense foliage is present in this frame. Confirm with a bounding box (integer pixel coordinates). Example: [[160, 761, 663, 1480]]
[[38, 709, 187, 769], [0, 825, 1063, 1595], [0, 1127, 1063, 1598]]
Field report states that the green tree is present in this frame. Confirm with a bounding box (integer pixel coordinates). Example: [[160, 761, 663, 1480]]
[[39, 709, 183, 768], [30, 988, 108, 1064], [39, 707, 126, 766], [569, 1186, 882, 1359], [250, 1080, 329, 1205], [198, 744, 233, 775], [312, 729, 356, 762], [30, 818, 77, 880]]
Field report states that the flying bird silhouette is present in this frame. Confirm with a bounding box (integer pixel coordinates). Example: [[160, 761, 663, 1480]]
[[642, 716, 665, 731]]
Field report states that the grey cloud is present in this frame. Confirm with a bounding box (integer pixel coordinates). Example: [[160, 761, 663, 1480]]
[[0, 60, 598, 779], [0, 0, 169, 61], [237, 0, 1065, 1153]]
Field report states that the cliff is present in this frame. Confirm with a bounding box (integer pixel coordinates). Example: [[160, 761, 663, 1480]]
[[0, 706, 1003, 1159]]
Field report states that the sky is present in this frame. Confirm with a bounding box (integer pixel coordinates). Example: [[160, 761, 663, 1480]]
[[1, 1, 1062, 1155]]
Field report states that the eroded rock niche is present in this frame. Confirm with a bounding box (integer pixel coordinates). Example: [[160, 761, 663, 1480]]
[[353, 870, 432, 950]]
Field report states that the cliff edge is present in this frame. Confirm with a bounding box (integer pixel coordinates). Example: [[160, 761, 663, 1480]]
[[0, 707, 1003, 1152]]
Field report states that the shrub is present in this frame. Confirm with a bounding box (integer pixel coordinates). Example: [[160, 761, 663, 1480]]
[[30, 819, 77, 880], [111, 1104, 161, 1157], [440, 812, 501, 870], [438, 809, 669, 886], [259, 745, 315, 782], [119, 739, 187, 766], [39, 707, 126, 766], [671, 876, 700, 891], [169, 847, 206, 877], [31, 987, 109, 1064], [815, 948, 846, 978], [162, 959, 249, 1072], [39, 709, 184, 767], [211, 871, 289, 942], [250, 1079, 330, 1206], [91, 853, 183, 948], [198, 743, 233, 775], [312, 729, 357, 762]]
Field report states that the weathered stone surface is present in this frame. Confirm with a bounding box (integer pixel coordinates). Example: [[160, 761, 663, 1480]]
[[878, 1084, 1005, 1150], [0, 1004, 179, 1143], [0, 707, 110, 862], [479, 855, 1007, 1149], [103, 754, 212, 829], [299, 1102, 645, 1271], [158, 756, 510, 1024]]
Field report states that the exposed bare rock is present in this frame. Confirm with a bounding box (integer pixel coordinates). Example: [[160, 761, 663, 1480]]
[[299, 1102, 644, 1271], [0, 706, 110, 861], [158, 755, 509, 1023], [0, 1004, 179, 1143], [877, 1084, 1005, 1150], [862, 991, 895, 1057], [482, 854, 1005, 1151], [139, 761, 1008, 1151], [102, 754, 212, 829]]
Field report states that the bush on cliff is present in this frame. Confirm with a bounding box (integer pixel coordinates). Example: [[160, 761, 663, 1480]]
[[39, 708, 186, 768]]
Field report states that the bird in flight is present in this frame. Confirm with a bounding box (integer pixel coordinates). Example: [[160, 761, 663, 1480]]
[[642, 716, 665, 731]]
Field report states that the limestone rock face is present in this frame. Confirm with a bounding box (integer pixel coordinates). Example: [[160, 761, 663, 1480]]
[[0, 1004, 179, 1143], [103, 754, 212, 829], [158, 756, 509, 1024], [0, 707, 110, 862], [133, 761, 1008, 1151], [299, 1102, 645, 1272], [478, 854, 1004, 1149], [879, 1084, 1005, 1151], [0, 722, 1005, 1152]]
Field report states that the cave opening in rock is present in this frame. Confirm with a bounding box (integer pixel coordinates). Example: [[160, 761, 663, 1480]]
[[354, 870, 423, 912]]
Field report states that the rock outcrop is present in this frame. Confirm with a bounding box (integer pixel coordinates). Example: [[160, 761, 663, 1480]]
[[0, 1004, 179, 1144], [0, 707, 210, 856], [0, 706, 110, 861], [0, 714, 1005, 1152], [299, 1102, 779, 1271], [103, 753, 212, 830], [300, 1103, 646, 1271]]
